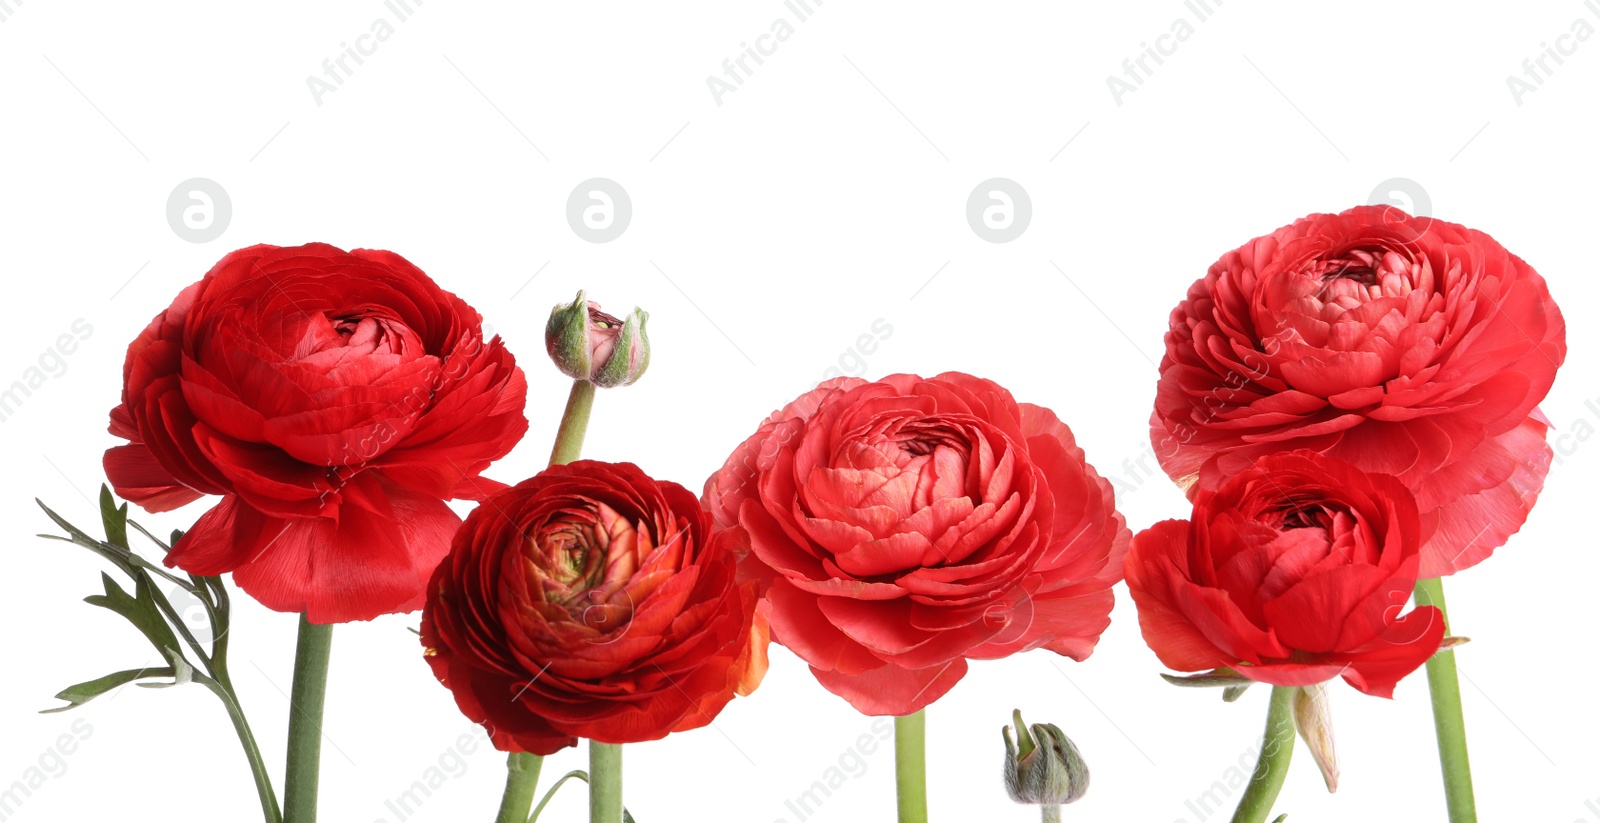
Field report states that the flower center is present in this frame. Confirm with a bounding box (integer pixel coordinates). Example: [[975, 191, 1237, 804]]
[[1268, 500, 1330, 531], [1303, 245, 1428, 307], [527, 502, 651, 632], [290, 310, 428, 372]]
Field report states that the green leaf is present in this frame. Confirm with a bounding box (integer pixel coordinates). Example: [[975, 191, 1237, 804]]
[[99, 485, 129, 549], [125, 519, 172, 553], [1161, 668, 1254, 689], [1222, 684, 1251, 703], [184, 572, 214, 610], [138, 648, 196, 689], [37, 499, 100, 546], [42, 666, 177, 714], [84, 572, 183, 660], [37, 499, 136, 576], [206, 574, 230, 620]]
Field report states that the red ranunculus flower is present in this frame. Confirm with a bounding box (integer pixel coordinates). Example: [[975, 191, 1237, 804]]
[[1151, 206, 1565, 577], [104, 243, 528, 623], [422, 460, 766, 754], [1126, 451, 1446, 698], [704, 373, 1129, 716]]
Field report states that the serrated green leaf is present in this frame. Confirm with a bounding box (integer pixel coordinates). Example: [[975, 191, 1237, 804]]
[[41, 666, 177, 714], [37, 499, 99, 546], [84, 572, 184, 660], [37, 500, 137, 575], [99, 485, 129, 549]]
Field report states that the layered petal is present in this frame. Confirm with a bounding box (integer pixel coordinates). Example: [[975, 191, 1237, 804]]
[[105, 243, 529, 622], [1151, 206, 1565, 575], [1126, 451, 1443, 697], [422, 461, 765, 755], [703, 372, 1129, 714]]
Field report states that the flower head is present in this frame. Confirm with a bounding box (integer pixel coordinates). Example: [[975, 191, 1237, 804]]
[[1127, 450, 1447, 698], [423, 460, 766, 754], [705, 372, 1129, 715], [1151, 205, 1565, 576], [104, 243, 528, 623]]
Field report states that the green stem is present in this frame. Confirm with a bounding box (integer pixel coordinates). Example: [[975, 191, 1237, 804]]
[[1415, 577, 1477, 823], [1230, 686, 1296, 823], [589, 742, 623, 823], [530, 771, 591, 822], [895, 710, 928, 823], [485, 380, 600, 821], [282, 615, 334, 823], [549, 380, 596, 467], [492, 752, 543, 823], [202, 676, 282, 823]]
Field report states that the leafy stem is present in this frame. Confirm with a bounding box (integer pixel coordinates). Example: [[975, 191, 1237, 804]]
[[37, 487, 282, 823]]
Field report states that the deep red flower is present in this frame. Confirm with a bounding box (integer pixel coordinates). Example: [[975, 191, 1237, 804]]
[[421, 460, 766, 754], [704, 373, 1129, 716], [1126, 451, 1445, 698], [1151, 206, 1565, 577], [104, 243, 528, 623]]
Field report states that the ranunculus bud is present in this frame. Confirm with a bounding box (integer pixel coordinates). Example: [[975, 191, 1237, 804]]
[[1294, 683, 1339, 792], [1003, 710, 1089, 811], [544, 291, 650, 387]]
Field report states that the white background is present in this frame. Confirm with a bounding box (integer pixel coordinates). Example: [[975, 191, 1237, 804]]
[[2, 2, 1598, 821]]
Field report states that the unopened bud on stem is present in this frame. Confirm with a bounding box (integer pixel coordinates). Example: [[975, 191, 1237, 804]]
[[1003, 709, 1089, 814], [545, 291, 650, 388]]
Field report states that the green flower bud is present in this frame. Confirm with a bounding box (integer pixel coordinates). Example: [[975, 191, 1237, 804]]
[[1003, 709, 1089, 808], [545, 291, 650, 388]]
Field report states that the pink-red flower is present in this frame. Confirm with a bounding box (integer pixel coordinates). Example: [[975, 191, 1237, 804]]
[[705, 373, 1129, 715], [421, 461, 766, 754], [1151, 206, 1565, 576], [104, 243, 528, 623], [1126, 451, 1445, 698]]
